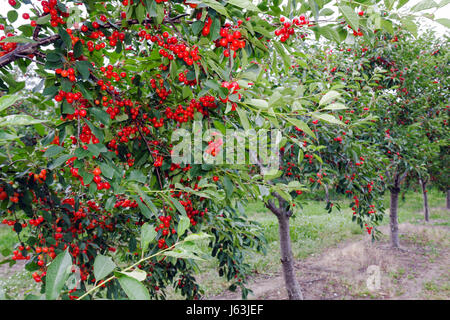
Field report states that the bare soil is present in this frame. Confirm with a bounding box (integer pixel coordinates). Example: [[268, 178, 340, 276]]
[[0, 260, 26, 280], [212, 222, 450, 300]]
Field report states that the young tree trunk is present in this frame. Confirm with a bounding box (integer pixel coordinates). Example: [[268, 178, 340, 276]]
[[389, 186, 400, 248], [447, 190, 450, 210], [419, 178, 429, 222], [265, 197, 303, 300], [324, 184, 330, 204], [276, 212, 303, 300]]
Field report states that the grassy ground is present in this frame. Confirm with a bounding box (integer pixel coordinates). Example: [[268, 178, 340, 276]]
[[0, 226, 20, 256], [195, 188, 448, 298], [0, 227, 39, 299], [0, 188, 447, 299]]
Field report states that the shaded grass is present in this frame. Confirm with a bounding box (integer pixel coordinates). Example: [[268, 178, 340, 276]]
[[0, 227, 39, 300], [383, 188, 448, 224], [0, 269, 39, 300], [0, 226, 19, 257]]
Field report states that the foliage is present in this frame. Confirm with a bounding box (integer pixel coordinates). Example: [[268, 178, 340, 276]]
[[0, 0, 447, 300]]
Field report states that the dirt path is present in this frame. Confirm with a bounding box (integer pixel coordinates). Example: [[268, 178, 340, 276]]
[[212, 222, 450, 300]]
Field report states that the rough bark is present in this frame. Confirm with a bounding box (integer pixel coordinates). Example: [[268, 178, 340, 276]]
[[265, 198, 303, 300], [389, 186, 400, 248], [276, 212, 303, 300], [419, 178, 429, 222]]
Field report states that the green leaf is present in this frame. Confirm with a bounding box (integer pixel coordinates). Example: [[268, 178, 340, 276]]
[[298, 149, 304, 164], [75, 61, 91, 80], [183, 232, 213, 242], [84, 118, 104, 142], [73, 41, 83, 59], [191, 20, 204, 35], [200, 0, 230, 17], [129, 170, 147, 183], [223, 176, 234, 198], [163, 248, 205, 261], [317, 25, 341, 43], [272, 41, 290, 73], [49, 154, 72, 169], [170, 198, 187, 216], [236, 107, 250, 131], [246, 99, 268, 109], [286, 118, 316, 139], [227, 0, 260, 11], [89, 108, 110, 126], [0, 94, 21, 113], [0, 36, 36, 43], [0, 115, 47, 127], [36, 14, 52, 25], [411, 0, 438, 11], [135, 197, 153, 219], [116, 274, 150, 300], [58, 27, 72, 48], [319, 90, 341, 106], [320, 8, 335, 16], [99, 163, 114, 179], [308, 0, 319, 22], [177, 216, 190, 236], [401, 18, 418, 38], [141, 223, 157, 253], [118, 269, 147, 282], [78, 169, 94, 185], [322, 103, 347, 111], [87, 143, 107, 157], [339, 5, 359, 31], [93, 255, 116, 281], [435, 18, 450, 28], [311, 113, 344, 125], [397, 0, 410, 8], [7, 10, 18, 23], [287, 181, 303, 189], [380, 19, 394, 34], [44, 145, 65, 158], [45, 249, 72, 300]]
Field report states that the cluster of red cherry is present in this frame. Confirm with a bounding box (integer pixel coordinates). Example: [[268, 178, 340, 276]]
[[164, 96, 215, 123], [24, 0, 70, 28], [150, 76, 171, 105], [178, 70, 197, 86], [148, 31, 201, 66], [215, 25, 246, 58], [0, 33, 17, 57], [155, 215, 176, 237], [274, 16, 310, 42]]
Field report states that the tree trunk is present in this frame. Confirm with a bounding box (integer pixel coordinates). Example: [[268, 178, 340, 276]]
[[447, 190, 450, 210], [324, 184, 330, 204], [276, 212, 303, 300], [419, 178, 429, 222], [390, 187, 400, 248]]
